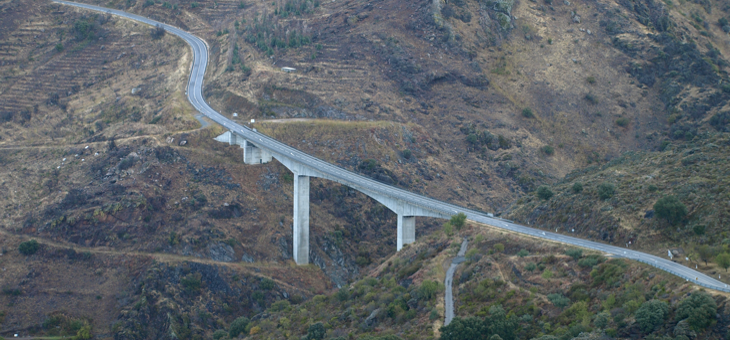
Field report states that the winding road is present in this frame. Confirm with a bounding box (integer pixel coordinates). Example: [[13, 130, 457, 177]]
[[445, 238, 468, 326], [53, 1, 730, 293]]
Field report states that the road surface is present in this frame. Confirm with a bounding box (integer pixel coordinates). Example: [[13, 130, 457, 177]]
[[53, 0, 730, 293], [444, 238, 468, 326]]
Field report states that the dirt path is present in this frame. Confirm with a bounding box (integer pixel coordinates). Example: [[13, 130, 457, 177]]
[[444, 238, 468, 326]]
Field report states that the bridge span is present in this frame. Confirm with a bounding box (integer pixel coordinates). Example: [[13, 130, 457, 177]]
[[53, 0, 730, 293]]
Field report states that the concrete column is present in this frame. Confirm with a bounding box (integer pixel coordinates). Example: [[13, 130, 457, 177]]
[[243, 140, 272, 164], [397, 215, 416, 251], [293, 174, 310, 264]]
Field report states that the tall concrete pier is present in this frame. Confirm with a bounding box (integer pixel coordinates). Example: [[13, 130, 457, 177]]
[[293, 174, 310, 264]]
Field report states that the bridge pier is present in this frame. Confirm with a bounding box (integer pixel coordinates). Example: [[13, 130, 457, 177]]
[[293, 174, 310, 265], [397, 215, 416, 251]]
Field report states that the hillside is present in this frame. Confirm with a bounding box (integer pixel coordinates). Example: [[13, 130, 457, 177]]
[[2, 0, 730, 338]]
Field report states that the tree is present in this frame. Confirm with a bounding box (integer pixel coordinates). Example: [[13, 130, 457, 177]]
[[597, 182, 615, 200], [18, 239, 39, 255], [635, 300, 669, 333], [676, 292, 717, 331], [654, 196, 687, 225], [307, 322, 326, 340], [594, 312, 610, 329], [212, 329, 227, 340], [537, 186, 554, 200], [229, 316, 250, 337], [151, 24, 166, 39], [419, 280, 442, 300], [443, 223, 454, 237], [483, 305, 517, 340], [547, 293, 570, 308], [440, 317, 486, 340], [76, 322, 92, 340], [450, 212, 467, 230], [716, 253, 730, 272], [698, 245, 714, 265]]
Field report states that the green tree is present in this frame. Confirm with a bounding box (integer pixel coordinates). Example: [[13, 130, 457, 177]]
[[537, 186, 554, 200], [594, 312, 610, 329], [698, 245, 714, 265], [525, 262, 536, 271], [18, 239, 39, 255], [443, 222, 454, 237], [597, 182, 615, 200], [676, 292, 717, 331], [228, 316, 250, 337], [654, 196, 687, 225], [307, 322, 326, 340], [483, 305, 517, 340], [493, 243, 505, 253], [716, 253, 730, 272], [635, 300, 669, 333], [212, 329, 228, 340], [419, 280, 442, 300], [547, 293, 570, 308], [440, 317, 485, 340], [76, 322, 92, 340], [450, 213, 467, 230]]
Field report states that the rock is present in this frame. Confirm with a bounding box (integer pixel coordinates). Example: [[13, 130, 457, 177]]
[[365, 308, 380, 327], [573, 15, 581, 23], [587, 29, 592, 34], [241, 254, 255, 263], [179, 140, 187, 146], [131, 87, 142, 95], [644, 210, 654, 219], [208, 242, 235, 262]]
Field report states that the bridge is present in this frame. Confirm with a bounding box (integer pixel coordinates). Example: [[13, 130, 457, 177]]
[[54, 0, 730, 292]]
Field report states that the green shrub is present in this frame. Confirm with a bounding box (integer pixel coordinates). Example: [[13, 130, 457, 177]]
[[565, 248, 583, 260], [654, 196, 687, 225], [443, 222, 453, 237], [516, 249, 529, 257], [55, 43, 64, 52], [212, 329, 228, 340], [647, 184, 658, 192], [594, 312, 610, 328], [715, 253, 730, 272], [635, 300, 669, 333], [586, 76, 596, 84], [450, 212, 467, 230], [547, 293, 570, 308], [402, 149, 412, 159], [585, 93, 599, 104], [522, 108, 534, 118], [597, 182, 615, 200], [229, 317, 250, 337], [419, 280, 441, 300], [307, 322, 326, 340], [190, 2, 199, 8], [572, 182, 583, 193], [676, 292, 717, 331], [541, 145, 554, 155], [590, 262, 624, 287], [693, 225, 706, 235], [181, 273, 202, 292], [18, 240, 39, 255], [537, 186, 554, 200], [260, 278, 275, 290], [525, 262, 537, 271], [616, 117, 630, 127], [493, 243, 505, 253], [541, 269, 553, 279]]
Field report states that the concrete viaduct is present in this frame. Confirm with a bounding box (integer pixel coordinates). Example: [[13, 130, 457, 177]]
[[214, 131, 450, 264]]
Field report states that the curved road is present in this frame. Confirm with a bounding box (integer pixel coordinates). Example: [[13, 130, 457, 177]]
[[54, 1, 730, 293]]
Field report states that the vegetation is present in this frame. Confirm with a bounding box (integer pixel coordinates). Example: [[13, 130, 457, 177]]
[[571, 182, 583, 193], [522, 108, 534, 118], [450, 213, 467, 230], [229, 316, 250, 338], [634, 300, 669, 333], [18, 239, 39, 255], [653, 195, 687, 225], [597, 182, 615, 200], [440, 305, 517, 340], [536, 186, 553, 200], [675, 292, 717, 331]]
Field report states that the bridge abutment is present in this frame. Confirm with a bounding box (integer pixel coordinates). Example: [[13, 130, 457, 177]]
[[243, 140, 272, 164], [293, 174, 310, 265]]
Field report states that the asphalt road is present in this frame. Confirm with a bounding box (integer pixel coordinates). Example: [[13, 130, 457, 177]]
[[445, 239, 468, 326], [54, 1, 730, 293]]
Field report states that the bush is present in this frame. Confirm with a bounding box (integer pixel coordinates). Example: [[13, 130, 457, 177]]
[[594, 312, 610, 328], [676, 292, 717, 331], [541, 145, 554, 155], [547, 293, 570, 308], [212, 329, 227, 340], [522, 108, 534, 118], [443, 223, 453, 237], [693, 225, 705, 235], [307, 322, 326, 340], [590, 263, 624, 287], [654, 196, 687, 225], [541, 269, 553, 279], [537, 186, 554, 200], [585, 93, 599, 104], [565, 248, 583, 260], [260, 278, 275, 290], [419, 280, 441, 300], [635, 300, 669, 333], [151, 24, 165, 39], [716, 253, 730, 272], [55, 43, 63, 52], [572, 182, 583, 193], [647, 184, 658, 192], [493, 243, 505, 253], [516, 249, 529, 257], [18, 240, 39, 255], [525, 262, 536, 271], [586, 76, 596, 84], [181, 273, 202, 292], [597, 182, 615, 200], [229, 317, 250, 337], [402, 149, 412, 159], [616, 117, 630, 127]]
